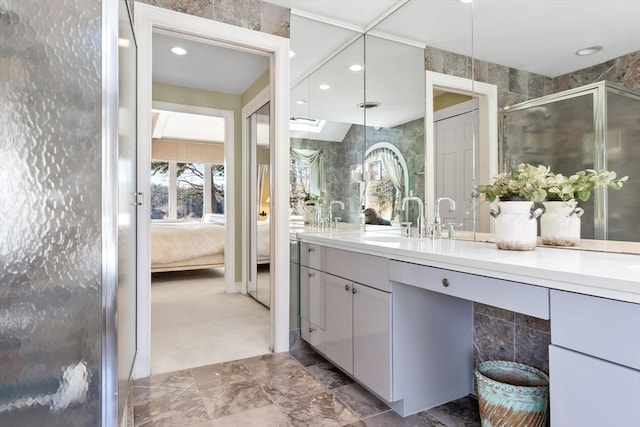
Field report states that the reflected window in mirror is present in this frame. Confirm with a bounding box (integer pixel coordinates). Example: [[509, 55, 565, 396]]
[[290, 148, 324, 216], [364, 143, 409, 222]]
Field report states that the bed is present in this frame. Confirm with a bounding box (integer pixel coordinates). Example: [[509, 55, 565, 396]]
[[150, 217, 270, 273]]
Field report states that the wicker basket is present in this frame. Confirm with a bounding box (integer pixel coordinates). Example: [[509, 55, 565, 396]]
[[475, 361, 549, 427]]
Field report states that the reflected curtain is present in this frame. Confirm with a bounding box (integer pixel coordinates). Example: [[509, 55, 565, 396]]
[[257, 164, 269, 216], [378, 148, 404, 218], [290, 148, 325, 196]]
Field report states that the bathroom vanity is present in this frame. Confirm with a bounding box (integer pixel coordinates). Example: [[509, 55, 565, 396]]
[[294, 230, 640, 425]]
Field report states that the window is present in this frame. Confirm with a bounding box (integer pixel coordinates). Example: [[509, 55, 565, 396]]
[[150, 161, 225, 220]]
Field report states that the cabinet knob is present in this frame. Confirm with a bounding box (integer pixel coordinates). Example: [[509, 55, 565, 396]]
[[308, 272, 315, 278], [352, 287, 357, 294], [442, 278, 450, 287], [307, 247, 315, 253], [345, 284, 351, 291], [308, 327, 315, 333]]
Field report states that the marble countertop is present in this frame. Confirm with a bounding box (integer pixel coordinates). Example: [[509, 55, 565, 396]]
[[295, 229, 640, 304]]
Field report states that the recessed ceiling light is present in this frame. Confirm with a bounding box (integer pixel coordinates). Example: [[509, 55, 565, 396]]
[[458, 0, 474, 3], [349, 64, 364, 72], [171, 46, 187, 55], [295, 100, 307, 105], [318, 84, 331, 90], [289, 50, 296, 58], [576, 46, 603, 56]]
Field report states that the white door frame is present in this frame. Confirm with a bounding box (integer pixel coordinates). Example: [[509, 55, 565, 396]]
[[241, 86, 270, 296], [425, 71, 498, 232], [151, 101, 236, 294], [134, 3, 290, 379]]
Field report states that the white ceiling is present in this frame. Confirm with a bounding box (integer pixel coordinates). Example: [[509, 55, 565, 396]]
[[151, 0, 640, 142]]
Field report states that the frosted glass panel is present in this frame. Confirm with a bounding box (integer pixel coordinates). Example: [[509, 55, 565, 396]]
[[502, 94, 597, 239], [606, 90, 640, 242], [0, 1, 102, 425]]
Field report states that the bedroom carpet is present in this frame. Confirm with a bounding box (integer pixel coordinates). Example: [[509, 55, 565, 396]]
[[151, 268, 271, 375]]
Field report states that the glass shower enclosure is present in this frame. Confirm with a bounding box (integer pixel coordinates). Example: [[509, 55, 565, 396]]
[[501, 81, 640, 242]]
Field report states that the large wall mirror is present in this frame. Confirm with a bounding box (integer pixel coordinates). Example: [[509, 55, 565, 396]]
[[279, 0, 640, 248]]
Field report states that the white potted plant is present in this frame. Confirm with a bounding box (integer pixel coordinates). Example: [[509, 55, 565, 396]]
[[477, 164, 548, 250], [540, 169, 627, 246]]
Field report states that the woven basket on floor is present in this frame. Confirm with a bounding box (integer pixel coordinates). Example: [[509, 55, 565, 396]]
[[475, 361, 549, 427]]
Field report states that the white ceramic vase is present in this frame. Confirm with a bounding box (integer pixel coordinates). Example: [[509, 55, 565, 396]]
[[540, 200, 584, 246], [491, 200, 544, 251]]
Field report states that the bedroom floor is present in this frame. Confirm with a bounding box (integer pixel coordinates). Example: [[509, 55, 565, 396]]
[[151, 268, 271, 375]]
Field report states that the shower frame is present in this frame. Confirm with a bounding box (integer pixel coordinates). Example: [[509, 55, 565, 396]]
[[499, 80, 640, 240]]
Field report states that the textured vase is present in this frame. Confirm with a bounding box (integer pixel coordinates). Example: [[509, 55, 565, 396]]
[[491, 201, 543, 251], [476, 361, 549, 427], [540, 200, 583, 246]]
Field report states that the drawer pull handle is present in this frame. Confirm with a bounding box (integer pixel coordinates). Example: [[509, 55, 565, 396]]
[[442, 278, 450, 287], [345, 284, 351, 291], [308, 272, 315, 278], [352, 287, 357, 294], [307, 247, 315, 253]]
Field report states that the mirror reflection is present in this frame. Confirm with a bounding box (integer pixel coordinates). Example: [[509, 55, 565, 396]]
[[282, 0, 640, 247]]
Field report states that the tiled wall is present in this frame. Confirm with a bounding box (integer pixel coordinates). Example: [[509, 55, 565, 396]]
[[135, 0, 290, 37], [553, 50, 640, 92]]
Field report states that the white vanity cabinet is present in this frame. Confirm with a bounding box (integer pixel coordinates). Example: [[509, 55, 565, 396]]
[[549, 290, 640, 426], [299, 243, 325, 346], [322, 248, 393, 401]]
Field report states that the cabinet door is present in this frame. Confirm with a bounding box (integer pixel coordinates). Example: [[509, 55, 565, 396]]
[[321, 274, 353, 373], [300, 266, 325, 329], [550, 345, 640, 426], [353, 283, 392, 401]]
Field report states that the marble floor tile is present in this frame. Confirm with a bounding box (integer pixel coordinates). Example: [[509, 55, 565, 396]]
[[332, 383, 390, 418], [133, 386, 210, 427], [133, 368, 196, 390], [191, 360, 254, 390], [425, 395, 481, 427], [289, 341, 328, 366], [205, 404, 290, 427], [258, 367, 327, 403], [306, 361, 355, 389], [347, 410, 448, 427], [199, 379, 273, 419], [242, 352, 304, 378], [278, 391, 360, 427]]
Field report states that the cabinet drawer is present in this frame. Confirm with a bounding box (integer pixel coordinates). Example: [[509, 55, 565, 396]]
[[550, 290, 640, 370], [389, 261, 549, 319], [549, 345, 640, 426], [325, 247, 390, 291], [300, 242, 323, 269]]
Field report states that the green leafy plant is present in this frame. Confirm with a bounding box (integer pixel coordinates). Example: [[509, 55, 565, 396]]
[[477, 163, 551, 203], [544, 169, 627, 202], [477, 163, 628, 203]]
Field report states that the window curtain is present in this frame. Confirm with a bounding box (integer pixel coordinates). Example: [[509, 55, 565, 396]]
[[290, 148, 325, 197], [378, 148, 405, 218], [257, 164, 269, 215]]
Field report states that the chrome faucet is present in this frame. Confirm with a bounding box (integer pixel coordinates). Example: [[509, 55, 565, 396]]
[[328, 200, 345, 226], [401, 196, 425, 237], [433, 197, 456, 239]]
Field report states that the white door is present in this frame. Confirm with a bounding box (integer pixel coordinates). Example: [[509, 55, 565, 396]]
[[435, 100, 477, 231]]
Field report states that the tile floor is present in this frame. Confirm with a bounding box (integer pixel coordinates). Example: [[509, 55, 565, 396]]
[[132, 337, 481, 427]]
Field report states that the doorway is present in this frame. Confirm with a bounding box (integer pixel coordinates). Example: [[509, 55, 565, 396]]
[[134, 3, 290, 379]]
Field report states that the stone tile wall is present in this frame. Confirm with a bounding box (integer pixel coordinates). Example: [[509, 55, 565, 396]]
[[135, 0, 290, 37], [553, 50, 640, 92]]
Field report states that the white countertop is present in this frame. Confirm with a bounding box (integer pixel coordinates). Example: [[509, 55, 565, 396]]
[[295, 230, 640, 304]]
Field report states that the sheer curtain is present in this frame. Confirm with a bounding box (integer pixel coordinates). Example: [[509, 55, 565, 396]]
[[290, 148, 325, 196], [376, 148, 405, 218]]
